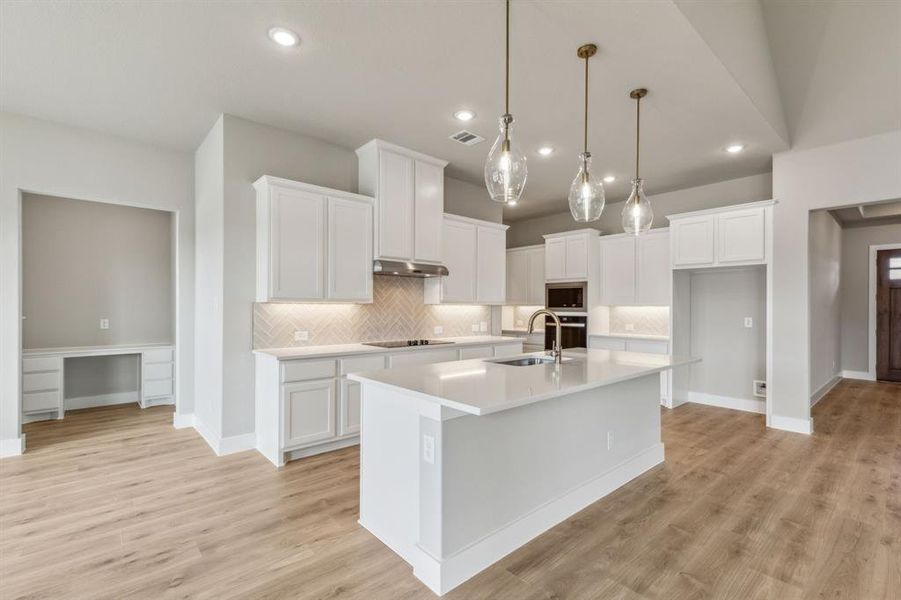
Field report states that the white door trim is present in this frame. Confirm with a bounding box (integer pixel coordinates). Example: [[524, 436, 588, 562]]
[[868, 243, 901, 380]]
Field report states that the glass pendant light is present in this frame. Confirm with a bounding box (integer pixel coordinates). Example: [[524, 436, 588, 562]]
[[622, 88, 653, 235], [568, 44, 605, 223], [484, 0, 527, 206]]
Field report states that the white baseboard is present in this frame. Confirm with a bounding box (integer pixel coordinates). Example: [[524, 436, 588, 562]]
[[841, 369, 875, 381], [810, 374, 841, 407], [219, 431, 257, 455], [770, 414, 813, 435], [408, 443, 665, 596], [66, 391, 138, 411], [0, 435, 26, 458], [172, 413, 195, 429], [687, 391, 765, 414], [193, 417, 255, 456]]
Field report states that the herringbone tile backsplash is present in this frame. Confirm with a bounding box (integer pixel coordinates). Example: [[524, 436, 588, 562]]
[[609, 306, 670, 336], [254, 276, 492, 348]]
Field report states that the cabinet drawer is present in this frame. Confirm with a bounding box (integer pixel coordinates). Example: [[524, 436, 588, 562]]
[[282, 359, 337, 383], [143, 348, 173, 363], [460, 345, 492, 360], [23, 371, 61, 393], [22, 356, 61, 373], [143, 362, 173, 380], [588, 337, 627, 351], [388, 348, 459, 367], [339, 354, 386, 375], [23, 390, 61, 413], [143, 379, 173, 398], [626, 340, 668, 355]]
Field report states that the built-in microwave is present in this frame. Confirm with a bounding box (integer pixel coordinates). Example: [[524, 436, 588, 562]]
[[545, 282, 587, 312]]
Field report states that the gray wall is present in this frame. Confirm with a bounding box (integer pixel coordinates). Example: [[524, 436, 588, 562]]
[[808, 210, 842, 395], [65, 355, 139, 398], [445, 177, 503, 224], [22, 193, 174, 348], [689, 267, 766, 401], [840, 222, 901, 372], [506, 173, 772, 247]]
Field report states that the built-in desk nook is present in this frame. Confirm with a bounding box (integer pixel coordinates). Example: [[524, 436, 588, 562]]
[[22, 344, 175, 421]]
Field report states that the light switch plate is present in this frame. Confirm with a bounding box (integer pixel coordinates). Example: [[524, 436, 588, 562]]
[[434, 325, 444, 335], [479, 321, 488, 332], [744, 317, 753, 328], [99, 318, 109, 330], [294, 330, 309, 342]]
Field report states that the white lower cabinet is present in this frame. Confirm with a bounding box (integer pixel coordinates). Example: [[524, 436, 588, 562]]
[[284, 379, 337, 447], [256, 340, 524, 466], [339, 378, 362, 436], [588, 336, 669, 404]]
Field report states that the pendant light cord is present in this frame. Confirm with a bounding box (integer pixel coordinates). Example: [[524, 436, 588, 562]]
[[583, 55, 589, 154], [635, 95, 641, 180], [505, 0, 510, 116]]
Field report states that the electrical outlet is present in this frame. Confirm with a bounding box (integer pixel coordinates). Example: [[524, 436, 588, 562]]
[[480, 321, 488, 332], [99, 318, 109, 330], [471, 323, 479, 332], [753, 380, 767, 398], [607, 431, 614, 451], [625, 323, 635, 331], [434, 325, 444, 335], [294, 330, 309, 342], [744, 317, 753, 328], [422, 434, 435, 464]]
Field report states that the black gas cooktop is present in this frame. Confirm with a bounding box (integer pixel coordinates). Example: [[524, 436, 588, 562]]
[[362, 339, 454, 348]]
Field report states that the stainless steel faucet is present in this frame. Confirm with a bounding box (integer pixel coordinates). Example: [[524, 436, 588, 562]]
[[527, 309, 563, 364]]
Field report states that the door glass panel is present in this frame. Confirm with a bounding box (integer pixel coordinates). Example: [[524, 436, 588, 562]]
[[889, 268, 901, 280], [889, 257, 901, 268]]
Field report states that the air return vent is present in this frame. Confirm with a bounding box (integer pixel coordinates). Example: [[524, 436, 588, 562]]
[[449, 130, 485, 146]]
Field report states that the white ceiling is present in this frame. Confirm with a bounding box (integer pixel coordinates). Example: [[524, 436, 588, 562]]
[[2, 1, 898, 220]]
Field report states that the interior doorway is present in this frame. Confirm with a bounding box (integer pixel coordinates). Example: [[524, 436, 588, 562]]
[[876, 248, 901, 382]]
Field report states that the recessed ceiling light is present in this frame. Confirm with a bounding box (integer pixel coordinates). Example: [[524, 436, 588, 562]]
[[603, 175, 616, 183], [454, 109, 476, 122], [537, 146, 554, 156], [726, 143, 744, 154], [268, 27, 299, 47], [507, 199, 518, 207]]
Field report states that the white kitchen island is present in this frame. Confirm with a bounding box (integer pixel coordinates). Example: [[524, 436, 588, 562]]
[[348, 348, 698, 595]]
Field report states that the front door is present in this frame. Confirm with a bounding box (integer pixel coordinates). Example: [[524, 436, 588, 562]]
[[876, 249, 901, 382]]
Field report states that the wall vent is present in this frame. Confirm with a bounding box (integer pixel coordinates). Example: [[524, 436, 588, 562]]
[[449, 130, 485, 146]]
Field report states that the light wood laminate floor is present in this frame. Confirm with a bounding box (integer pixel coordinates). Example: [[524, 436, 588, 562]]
[[1, 379, 899, 599]]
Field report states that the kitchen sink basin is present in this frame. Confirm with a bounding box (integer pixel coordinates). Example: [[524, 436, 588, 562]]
[[493, 356, 569, 366]]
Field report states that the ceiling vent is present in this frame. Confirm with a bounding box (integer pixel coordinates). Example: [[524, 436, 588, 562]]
[[449, 130, 485, 146]]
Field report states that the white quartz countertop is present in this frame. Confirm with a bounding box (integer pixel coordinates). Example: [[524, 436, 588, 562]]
[[349, 348, 698, 416], [253, 336, 523, 360], [23, 343, 173, 357], [588, 333, 670, 341]]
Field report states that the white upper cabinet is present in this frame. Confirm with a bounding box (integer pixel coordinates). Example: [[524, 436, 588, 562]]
[[438, 217, 477, 303], [356, 139, 448, 264], [328, 197, 373, 301], [255, 176, 374, 303], [543, 229, 600, 282], [376, 149, 414, 260], [599, 229, 670, 307], [425, 214, 509, 305], [506, 245, 545, 305], [414, 160, 444, 263], [668, 201, 773, 269], [637, 229, 671, 306], [544, 238, 567, 281], [716, 207, 766, 264], [477, 225, 507, 304], [601, 236, 637, 305]]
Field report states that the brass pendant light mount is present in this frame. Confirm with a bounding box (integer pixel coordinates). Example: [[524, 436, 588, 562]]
[[577, 43, 598, 59]]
